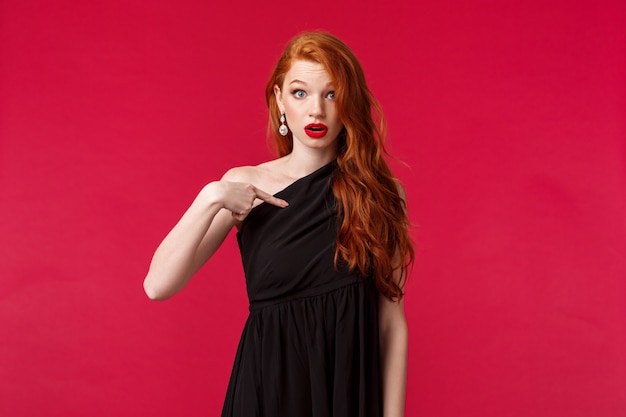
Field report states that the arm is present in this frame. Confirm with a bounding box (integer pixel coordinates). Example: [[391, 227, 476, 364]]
[[143, 169, 288, 300], [379, 292, 408, 417], [379, 181, 409, 416]]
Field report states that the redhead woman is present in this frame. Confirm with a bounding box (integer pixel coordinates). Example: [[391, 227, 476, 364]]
[[144, 32, 414, 417]]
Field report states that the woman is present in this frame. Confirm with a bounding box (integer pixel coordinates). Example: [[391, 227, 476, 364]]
[[144, 32, 413, 417]]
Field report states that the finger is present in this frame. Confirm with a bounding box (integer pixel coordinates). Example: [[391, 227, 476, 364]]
[[254, 189, 289, 208]]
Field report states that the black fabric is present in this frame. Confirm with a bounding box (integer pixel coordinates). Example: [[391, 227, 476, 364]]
[[222, 161, 382, 417]]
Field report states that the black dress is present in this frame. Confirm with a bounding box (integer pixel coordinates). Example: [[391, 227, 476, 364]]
[[221, 161, 382, 417]]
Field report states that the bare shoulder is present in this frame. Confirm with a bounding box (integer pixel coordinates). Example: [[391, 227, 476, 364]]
[[221, 165, 259, 182], [394, 180, 407, 202], [220, 158, 291, 194]]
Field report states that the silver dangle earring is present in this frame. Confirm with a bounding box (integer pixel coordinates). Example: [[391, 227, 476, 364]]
[[279, 111, 289, 136]]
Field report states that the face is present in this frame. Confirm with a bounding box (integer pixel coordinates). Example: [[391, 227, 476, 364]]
[[274, 60, 344, 154]]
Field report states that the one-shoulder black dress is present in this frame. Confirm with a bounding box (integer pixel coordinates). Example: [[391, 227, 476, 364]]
[[221, 161, 382, 417]]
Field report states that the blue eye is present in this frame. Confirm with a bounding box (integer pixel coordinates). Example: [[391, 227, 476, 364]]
[[327, 91, 336, 100], [292, 90, 306, 98]]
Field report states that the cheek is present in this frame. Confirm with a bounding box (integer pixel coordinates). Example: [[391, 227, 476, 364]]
[[283, 104, 302, 125], [282, 100, 296, 116], [331, 110, 343, 129]]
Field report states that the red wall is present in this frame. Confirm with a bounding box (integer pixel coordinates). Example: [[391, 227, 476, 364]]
[[1, 1, 625, 416]]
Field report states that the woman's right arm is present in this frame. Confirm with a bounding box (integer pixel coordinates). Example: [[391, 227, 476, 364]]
[[143, 170, 288, 300]]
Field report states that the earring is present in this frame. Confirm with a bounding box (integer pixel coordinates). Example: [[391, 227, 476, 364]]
[[279, 111, 289, 136]]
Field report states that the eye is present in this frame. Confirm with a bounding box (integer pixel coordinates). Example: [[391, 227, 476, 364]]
[[326, 91, 336, 100], [292, 89, 306, 98]]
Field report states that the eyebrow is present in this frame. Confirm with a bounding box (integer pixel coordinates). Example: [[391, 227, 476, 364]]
[[288, 79, 334, 88]]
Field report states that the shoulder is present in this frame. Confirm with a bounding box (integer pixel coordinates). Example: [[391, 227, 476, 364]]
[[221, 165, 259, 182], [394, 180, 407, 202], [220, 158, 290, 193], [221, 160, 281, 181]]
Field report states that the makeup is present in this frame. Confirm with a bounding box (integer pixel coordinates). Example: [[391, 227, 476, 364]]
[[304, 123, 328, 138]]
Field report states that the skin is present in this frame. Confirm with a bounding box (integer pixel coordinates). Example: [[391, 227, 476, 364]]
[[143, 60, 407, 417]]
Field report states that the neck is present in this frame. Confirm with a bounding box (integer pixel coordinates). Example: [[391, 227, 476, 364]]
[[282, 146, 337, 178]]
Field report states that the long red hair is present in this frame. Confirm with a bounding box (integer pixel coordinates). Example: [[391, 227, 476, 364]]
[[265, 32, 414, 300]]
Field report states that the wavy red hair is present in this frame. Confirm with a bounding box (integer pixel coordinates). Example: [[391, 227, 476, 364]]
[[265, 32, 414, 300]]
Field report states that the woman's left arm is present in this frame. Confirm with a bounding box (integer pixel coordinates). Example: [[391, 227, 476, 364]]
[[378, 287, 408, 417]]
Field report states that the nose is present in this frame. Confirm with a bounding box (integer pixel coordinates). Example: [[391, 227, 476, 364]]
[[309, 96, 325, 119]]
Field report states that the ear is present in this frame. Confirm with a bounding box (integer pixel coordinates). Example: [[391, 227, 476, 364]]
[[274, 84, 284, 112]]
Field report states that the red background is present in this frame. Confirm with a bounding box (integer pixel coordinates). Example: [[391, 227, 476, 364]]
[[1, 0, 625, 416]]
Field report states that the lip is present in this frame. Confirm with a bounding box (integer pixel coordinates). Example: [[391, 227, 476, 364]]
[[304, 123, 328, 138]]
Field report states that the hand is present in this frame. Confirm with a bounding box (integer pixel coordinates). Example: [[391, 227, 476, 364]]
[[212, 181, 289, 221]]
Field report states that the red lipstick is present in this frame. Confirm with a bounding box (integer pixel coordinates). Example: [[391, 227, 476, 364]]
[[304, 123, 328, 138]]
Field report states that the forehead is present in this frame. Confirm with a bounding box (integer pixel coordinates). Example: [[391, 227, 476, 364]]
[[283, 60, 333, 85]]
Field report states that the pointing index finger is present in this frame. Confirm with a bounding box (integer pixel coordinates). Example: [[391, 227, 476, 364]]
[[254, 188, 289, 208]]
